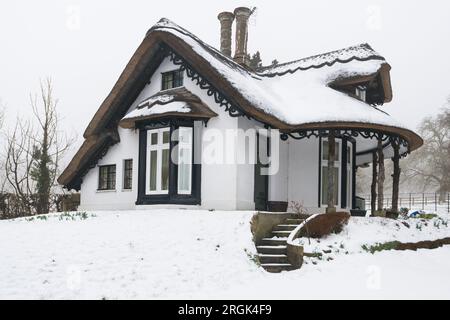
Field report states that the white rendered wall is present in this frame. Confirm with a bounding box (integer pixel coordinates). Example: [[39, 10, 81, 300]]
[[79, 127, 139, 210]]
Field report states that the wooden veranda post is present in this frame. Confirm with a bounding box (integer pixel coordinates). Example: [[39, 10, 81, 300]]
[[391, 139, 400, 212], [371, 151, 377, 214], [377, 138, 385, 211], [326, 131, 336, 213]]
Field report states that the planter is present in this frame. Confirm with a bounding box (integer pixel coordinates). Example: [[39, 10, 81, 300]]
[[267, 201, 288, 213], [350, 209, 367, 217]]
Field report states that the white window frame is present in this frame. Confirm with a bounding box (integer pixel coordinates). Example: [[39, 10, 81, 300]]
[[355, 86, 366, 102], [177, 127, 193, 195], [320, 139, 341, 208], [146, 128, 170, 195]]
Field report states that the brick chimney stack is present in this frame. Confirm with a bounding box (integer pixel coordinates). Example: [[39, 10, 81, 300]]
[[233, 7, 252, 66], [217, 11, 235, 57]]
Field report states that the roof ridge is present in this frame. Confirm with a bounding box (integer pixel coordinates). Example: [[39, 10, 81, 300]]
[[257, 43, 385, 77]]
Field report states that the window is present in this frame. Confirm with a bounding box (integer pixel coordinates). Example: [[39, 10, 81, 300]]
[[177, 127, 193, 195], [161, 69, 184, 91], [355, 86, 366, 102], [123, 159, 133, 190], [146, 128, 170, 195], [321, 140, 340, 206], [98, 165, 116, 191]]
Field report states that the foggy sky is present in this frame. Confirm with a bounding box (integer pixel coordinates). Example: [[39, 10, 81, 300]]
[[1, 0, 449, 164]]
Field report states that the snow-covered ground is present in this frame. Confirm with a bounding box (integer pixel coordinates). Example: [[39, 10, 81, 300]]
[[0, 210, 449, 300], [295, 213, 450, 259]]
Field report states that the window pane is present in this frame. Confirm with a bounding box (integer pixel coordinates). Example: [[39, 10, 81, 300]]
[[149, 151, 157, 191], [322, 141, 328, 160], [322, 141, 339, 161], [151, 133, 158, 145], [99, 167, 107, 190], [109, 165, 116, 190], [178, 148, 192, 194], [161, 149, 169, 191], [124, 159, 133, 190], [163, 131, 170, 144], [174, 70, 184, 87]]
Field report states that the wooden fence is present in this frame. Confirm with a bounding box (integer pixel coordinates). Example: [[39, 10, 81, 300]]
[[361, 192, 450, 213]]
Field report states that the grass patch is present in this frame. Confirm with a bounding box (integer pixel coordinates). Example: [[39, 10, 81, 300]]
[[417, 213, 438, 220], [362, 241, 400, 254], [58, 211, 95, 221]]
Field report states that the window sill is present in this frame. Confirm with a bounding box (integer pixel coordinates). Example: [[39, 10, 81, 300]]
[[159, 86, 185, 94], [122, 189, 133, 192], [96, 189, 117, 193]]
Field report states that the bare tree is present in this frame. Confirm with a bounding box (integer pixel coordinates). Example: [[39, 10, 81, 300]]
[[403, 105, 450, 202], [2, 79, 73, 216]]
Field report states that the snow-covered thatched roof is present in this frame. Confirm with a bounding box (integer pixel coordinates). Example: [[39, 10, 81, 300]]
[[58, 18, 422, 190]]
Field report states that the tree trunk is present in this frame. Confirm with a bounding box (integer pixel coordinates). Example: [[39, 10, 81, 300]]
[[371, 151, 377, 214], [391, 140, 400, 212], [377, 139, 385, 211], [326, 131, 336, 213]]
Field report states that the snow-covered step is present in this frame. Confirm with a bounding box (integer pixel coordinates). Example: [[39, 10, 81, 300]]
[[273, 224, 298, 231], [257, 254, 289, 264], [256, 245, 287, 255], [259, 237, 288, 246], [260, 263, 297, 273], [285, 218, 304, 225], [271, 230, 292, 237]]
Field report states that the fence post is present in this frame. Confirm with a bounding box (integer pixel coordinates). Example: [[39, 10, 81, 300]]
[[422, 193, 424, 210], [435, 193, 437, 212], [409, 193, 412, 209]]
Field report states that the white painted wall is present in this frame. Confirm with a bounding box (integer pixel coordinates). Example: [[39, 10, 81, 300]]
[[79, 127, 139, 210]]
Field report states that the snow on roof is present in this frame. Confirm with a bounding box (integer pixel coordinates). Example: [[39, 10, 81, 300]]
[[124, 101, 190, 120], [258, 43, 385, 76], [150, 19, 405, 130], [137, 93, 175, 108]]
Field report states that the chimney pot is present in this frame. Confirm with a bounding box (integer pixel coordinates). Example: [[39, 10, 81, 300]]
[[233, 7, 252, 66], [217, 11, 235, 57]]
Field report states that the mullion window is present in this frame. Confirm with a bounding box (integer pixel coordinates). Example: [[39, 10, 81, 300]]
[[161, 69, 184, 90], [320, 140, 340, 206], [98, 165, 116, 190], [146, 128, 170, 195], [123, 159, 133, 190]]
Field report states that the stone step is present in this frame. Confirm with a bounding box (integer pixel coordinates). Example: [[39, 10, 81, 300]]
[[258, 254, 289, 264], [271, 230, 292, 238], [261, 263, 298, 273], [256, 245, 287, 255], [285, 218, 304, 225], [273, 224, 298, 231], [259, 237, 288, 246]]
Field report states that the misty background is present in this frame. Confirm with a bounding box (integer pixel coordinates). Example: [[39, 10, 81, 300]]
[[1, 0, 450, 166]]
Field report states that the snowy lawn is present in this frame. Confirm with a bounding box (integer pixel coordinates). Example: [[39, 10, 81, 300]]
[[1, 210, 450, 299], [295, 213, 450, 261]]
